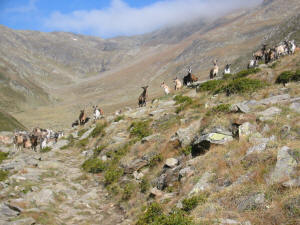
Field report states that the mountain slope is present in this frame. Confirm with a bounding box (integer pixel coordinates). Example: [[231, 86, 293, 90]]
[[0, 109, 26, 131], [0, 0, 299, 128]]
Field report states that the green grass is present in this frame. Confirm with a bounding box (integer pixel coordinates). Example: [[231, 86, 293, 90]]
[[276, 70, 300, 85], [215, 78, 267, 96], [136, 202, 194, 225], [0, 169, 8, 181], [0, 110, 26, 132], [206, 104, 231, 116], [140, 177, 150, 193], [174, 95, 193, 113], [122, 182, 135, 201], [76, 138, 89, 148], [0, 151, 8, 164], [40, 147, 52, 153], [93, 145, 106, 157], [180, 146, 192, 156], [182, 192, 209, 213], [104, 166, 124, 185], [77, 128, 88, 137], [114, 115, 125, 122], [82, 158, 107, 173], [89, 122, 107, 138], [149, 153, 163, 167], [234, 68, 261, 79], [129, 120, 152, 140], [196, 80, 225, 93]]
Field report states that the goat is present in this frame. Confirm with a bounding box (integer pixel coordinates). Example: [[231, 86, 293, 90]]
[[79, 110, 86, 125], [248, 59, 258, 69], [13, 133, 24, 151], [72, 120, 79, 128], [160, 82, 170, 95], [224, 64, 231, 75], [174, 77, 182, 90], [29, 135, 39, 152], [275, 43, 287, 59], [253, 44, 267, 61], [183, 67, 198, 85], [265, 48, 276, 64], [289, 40, 296, 54], [138, 86, 148, 107], [93, 106, 101, 122], [23, 135, 32, 149], [209, 60, 219, 79]]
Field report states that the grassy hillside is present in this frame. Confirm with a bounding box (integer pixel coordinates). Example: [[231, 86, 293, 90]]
[[0, 110, 26, 131]]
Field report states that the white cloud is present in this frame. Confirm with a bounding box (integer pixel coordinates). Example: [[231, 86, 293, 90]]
[[5, 0, 38, 13], [44, 0, 263, 38]]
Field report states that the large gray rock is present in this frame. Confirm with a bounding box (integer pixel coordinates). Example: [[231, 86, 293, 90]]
[[123, 158, 148, 174], [246, 143, 267, 155], [269, 146, 299, 185], [230, 103, 251, 113], [289, 102, 300, 113], [0, 203, 20, 218], [194, 133, 233, 145], [54, 139, 69, 149], [175, 120, 201, 147], [257, 94, 290, 105], [190, 171, 215, 195], [257, 107, 282, 120], [165, 158, 179, 168], [239, 122, 256, 138], [7, 218, 35, 225]]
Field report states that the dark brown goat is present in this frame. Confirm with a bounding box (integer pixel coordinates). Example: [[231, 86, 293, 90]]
[[138, 86, 149, 107]]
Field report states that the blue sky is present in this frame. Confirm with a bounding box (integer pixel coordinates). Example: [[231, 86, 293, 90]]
[[0, 0, 262, 38]]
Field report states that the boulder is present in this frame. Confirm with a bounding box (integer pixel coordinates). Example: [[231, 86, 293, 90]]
[[165, 158, 179, 168], [194, 133, 233, 145], [239, 122, 256, 138], [174, 120, 201, 147], [257, 94, 290, 105], [269, 146, 298, 185], [150, 187, 163, 198], [0, 203, 20, 218], [289, 102, 300, 113], [230, 103, 251, 113], [246, 143, 267, 155], [190, 171, 215, 195], [133, 171, 144, 180], [257, 107, 281, 118], [123, 158, 148, 174], [179, 167, 194, 181]]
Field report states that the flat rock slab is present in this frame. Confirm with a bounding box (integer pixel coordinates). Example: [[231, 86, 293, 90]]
[[194, 133, 233, 145], [269, 146, 298, 185], [257, 107, 282, 117], [257, 94, 290, 105], [165, 158, 179, 168]]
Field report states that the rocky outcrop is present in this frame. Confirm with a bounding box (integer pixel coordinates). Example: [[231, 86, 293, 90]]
[[174, 120, 201, 147]]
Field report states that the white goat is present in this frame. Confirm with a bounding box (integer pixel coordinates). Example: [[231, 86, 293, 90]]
[[224, 64, 231, 75], [290, 40, 296, 54], [248, 59, 258, 69], [93, 106, 101, 121], [161, 82, 170, 95]]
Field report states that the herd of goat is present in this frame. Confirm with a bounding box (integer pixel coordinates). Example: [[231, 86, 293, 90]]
[[8, 39, 297, 153], [13, 128, 64, 152]]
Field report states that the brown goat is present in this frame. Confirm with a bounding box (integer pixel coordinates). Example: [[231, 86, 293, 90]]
[[138, 86, 148, 107], [79, 110, 86, 125]]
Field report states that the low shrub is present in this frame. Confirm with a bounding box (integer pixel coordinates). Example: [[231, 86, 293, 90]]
[[114, 115, 125, 122], [196, 80, 225, 93], [276, 71, 294, 85], [0, 169, 8, 181], [149, 153, 163, 167], [206, 104, 231, 116], [82, 158, 107, 173], [93, 145, 106, 157], [89, 122, 107, 138], [122, 182, 135, 201], [180, 146, 192, 156], [77, 128, 88, 137], [234, 68, 261, 79], [76, 138, 89, 148], [174, 95, 193, 105], [0, 151, 8, 164], [104, 166, 124, 185], [182, 192, 209, 213], [215, 78, 266, 96], [136, 202, 194, 225], [174, 95, 193, 113], [292, 70, 300, 82], [40, 147, 52, 153], [140, 177, 150, 193], [129, 120, 152, 140]]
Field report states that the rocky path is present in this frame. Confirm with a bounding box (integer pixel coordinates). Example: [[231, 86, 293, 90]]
[[0, 140, 126, 225]]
